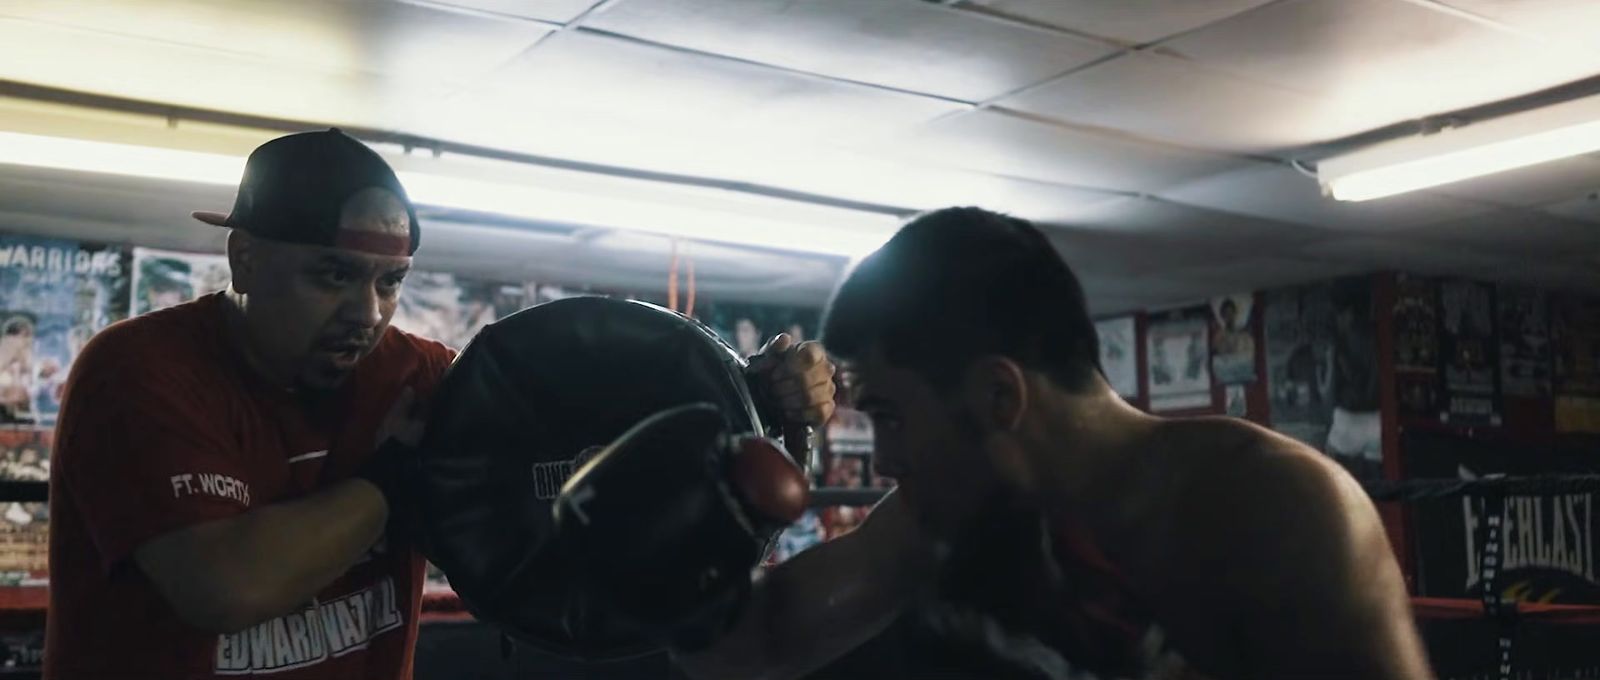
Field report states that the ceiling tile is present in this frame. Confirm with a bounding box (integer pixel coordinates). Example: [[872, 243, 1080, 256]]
[[447, 30, 966, 151], [870, 109, 1245, 194], [1160, 163, 1491, 232], [1436, 0, 1600, 56], [1164, 256, 1365, 291], [582, 0, 1112, 102], [0, 16, 391, 126], [420, 0, 598, 23], [1427, 155, 1600, 208], [1298, 237, 1509, 278], [1078, 272, 1223, 306], [1000, 51, 1387, 154], [1162, 0, 1600, 127], [1061, 196, 1336, 248], [1543, 192, 1600, 224], [0, 1, 551, 87], [960, 0, 1278, 45], [1388, 209, 1599, 260], [1045, 225, 1247, 280]]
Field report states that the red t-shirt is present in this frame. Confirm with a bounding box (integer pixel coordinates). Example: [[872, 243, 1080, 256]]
[[44, 293, 455, 680]]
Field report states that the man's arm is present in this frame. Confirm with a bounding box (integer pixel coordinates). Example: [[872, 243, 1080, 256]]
[[675, 491, 937, 680], [1225, 445, 1432, 679], [133, 479, 388, 633]]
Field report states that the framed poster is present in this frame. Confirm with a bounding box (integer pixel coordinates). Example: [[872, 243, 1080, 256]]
[[1209, 293, 1257, 385], [1438, 280, 1501, 426], [1094, 316, 1138, 399], [1497, 284, 1552, 398], [1145, 306, 1212, 412]]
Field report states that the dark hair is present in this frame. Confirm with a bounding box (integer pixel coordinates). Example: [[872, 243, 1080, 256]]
[[822, 206, 1100, 391]]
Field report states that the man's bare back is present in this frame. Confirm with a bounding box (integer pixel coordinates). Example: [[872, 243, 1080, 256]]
[[977, 417, 1428, 678], [676, 209, 1432, 680]]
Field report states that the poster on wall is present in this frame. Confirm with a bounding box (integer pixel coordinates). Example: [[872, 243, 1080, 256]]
[[1209, 293, 1257, 385], [826, 407, 873, 458], [1497, 284, 1552, 398], [819, 452, 873, 541], [1145, 306, 1212, 412], [0, 236, 131, 427], [1266, 278, 1382, 481], [0, 428, 51, 581], [390, 272, 538, 351], [130, 248, 230, 316], [697, 301, 821, 359], [1393, 275, 1442, 422], [1551, 294, 1600, 433], [1438, 280, 1502, 426], [1094, 316, 1138, 399], [1225, 384, 1247, 417]]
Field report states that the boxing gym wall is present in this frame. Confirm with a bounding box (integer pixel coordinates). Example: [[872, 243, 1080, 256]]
[[1082, 272, 1600, 680], [0, 227, 1593, 678]]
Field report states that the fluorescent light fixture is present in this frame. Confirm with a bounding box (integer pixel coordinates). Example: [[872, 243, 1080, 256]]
[[1319, 94, 1600, 202], [394, 172, 896, 257], [0, 131, 246, 186], [0, 131, 900, 257]]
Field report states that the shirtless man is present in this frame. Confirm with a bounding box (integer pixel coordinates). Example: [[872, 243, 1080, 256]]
[[671, 207, 1434, 679]]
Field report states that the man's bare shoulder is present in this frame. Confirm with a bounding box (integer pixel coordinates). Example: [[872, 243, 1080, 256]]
[[1146, 419, 1429, 679], [1155, 417, 1379, 568], [1158, 417, 1354, 495]]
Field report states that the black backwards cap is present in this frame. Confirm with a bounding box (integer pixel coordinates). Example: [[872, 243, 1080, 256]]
[[193, 128, 420, 256]]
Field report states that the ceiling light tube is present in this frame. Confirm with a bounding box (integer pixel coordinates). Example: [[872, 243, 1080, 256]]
[[1318, 93, 1600, 202], [0, 131, 900, 257]]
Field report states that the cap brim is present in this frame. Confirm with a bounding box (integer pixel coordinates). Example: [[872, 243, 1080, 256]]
[[191, 210, 231, 227]]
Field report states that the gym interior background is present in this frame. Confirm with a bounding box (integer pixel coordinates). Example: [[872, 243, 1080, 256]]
[[0, 1, 1599, 678]]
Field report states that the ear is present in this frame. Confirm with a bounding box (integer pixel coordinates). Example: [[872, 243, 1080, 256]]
[[226, 230, 254, 295], [960, 356, 1028, 433]]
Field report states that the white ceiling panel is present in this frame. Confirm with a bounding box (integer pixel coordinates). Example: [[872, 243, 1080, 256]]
[[1299, 237, 1513, 278], [999, 51, 1376, 154], [1, 19, 384, 127], [582, 0, 1112, 103], [1163, 0, 1600, 126], [0, 1, 550, 90], [448, 30, 966, 151], [1160, 163, 1491, 232], [1163, 256, 1366, 291], [960, 0, 1279, 46], [1427, 155, 1600, 208], [1045, 226, 1250, 280], [1543, 193, 1600, 224], [1436, 0, 1600, 55], [1059, 196, 1334, 248], [873, 110, 1245, 194], [419, 0, 599, 23], [0, 167, 230, 253], [1400, 210, 1599, 260], [1078, 272, 1225, 306]]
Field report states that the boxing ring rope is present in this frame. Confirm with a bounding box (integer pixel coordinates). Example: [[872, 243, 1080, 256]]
[[0, 482, 44, 504], [3, 477, 1598, 677]]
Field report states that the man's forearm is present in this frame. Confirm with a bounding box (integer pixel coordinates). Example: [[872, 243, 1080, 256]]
[[137, 479, 390, 632], [676, 496, 931, 680]]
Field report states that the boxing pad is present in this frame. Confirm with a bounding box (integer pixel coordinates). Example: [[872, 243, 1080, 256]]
[[553, 403, 807, 650], [413, 297, 775, 661]]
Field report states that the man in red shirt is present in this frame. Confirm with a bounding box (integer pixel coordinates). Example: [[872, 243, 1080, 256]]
[[44, 129, 836, 679]]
